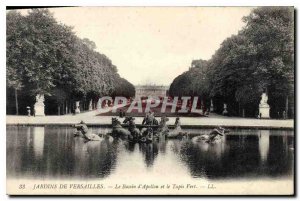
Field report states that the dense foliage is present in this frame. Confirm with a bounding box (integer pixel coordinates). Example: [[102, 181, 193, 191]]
[[169, 7, 294, 118], [7, 9, 135, 115]]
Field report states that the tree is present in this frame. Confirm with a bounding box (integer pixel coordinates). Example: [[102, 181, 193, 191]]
[[6, 8, 135, 115], [6, 11, 25, 114], [242, 7, 294, 117], [7, 66, 23, 115], [112, 77, 135, 98], [169, 60, 209, 98], [169, 7, 294, 118]]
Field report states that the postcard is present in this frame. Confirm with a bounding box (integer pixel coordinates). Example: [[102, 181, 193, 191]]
[[6, 6, 294, 195]]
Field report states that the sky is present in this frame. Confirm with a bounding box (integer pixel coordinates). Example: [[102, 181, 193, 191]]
[[20, 7, 253, 86]]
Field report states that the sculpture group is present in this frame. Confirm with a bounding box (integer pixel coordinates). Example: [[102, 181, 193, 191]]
[[73, 113, 229, 144]]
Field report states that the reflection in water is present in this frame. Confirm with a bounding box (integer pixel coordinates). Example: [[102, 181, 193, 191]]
[[6, 126, 294, 181], [258, 130, 270, 163], [158, 137, 167, 154], [7, 126, 118, 179], [179, 138, 227, 179], [178, 131, 294, 179], [33, 127, 45, 159], [267, 132, 293, 176], [26, 127, 31, 147], [139, 142, 159, 167]]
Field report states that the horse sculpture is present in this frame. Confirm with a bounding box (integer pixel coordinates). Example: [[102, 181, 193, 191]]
[[156, 116, 169, 139], [111, 117, 132, 140], [123, 116, 141, 141]]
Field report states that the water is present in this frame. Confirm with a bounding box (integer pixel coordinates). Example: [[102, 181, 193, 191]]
[[6, 126, 294, 181]]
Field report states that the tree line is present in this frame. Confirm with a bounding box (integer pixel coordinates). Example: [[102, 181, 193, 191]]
[[7, 9, 135, 115], [169, 7, 294, 118]]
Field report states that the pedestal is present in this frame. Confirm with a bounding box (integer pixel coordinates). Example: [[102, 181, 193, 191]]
[[34, 94, 45, 116], [222, 103, 228, 116], [198, 100, 203, 115], [75, 101, 80, 114], [210, 99, 214, 112], [89, 100, 93, 111], [97, 98, 101, 110], [259, 105, 270, 118]]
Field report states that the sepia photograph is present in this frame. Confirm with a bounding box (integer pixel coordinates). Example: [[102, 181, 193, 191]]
[[6, 6, 294, 195]]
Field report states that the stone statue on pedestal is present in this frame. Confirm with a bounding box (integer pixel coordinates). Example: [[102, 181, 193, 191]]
[[34, 94, 45, 116], [259, 93, 270, 118], [75, 101, 80, 114]]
